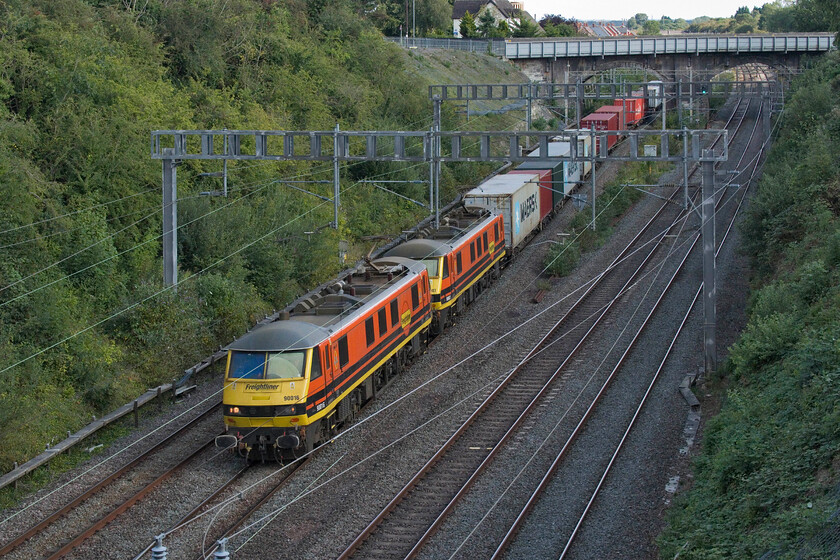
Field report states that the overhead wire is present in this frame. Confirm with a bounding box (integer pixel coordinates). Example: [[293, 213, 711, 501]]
[[186, 116, 757, 548], [167, 183, 715, 546], [186, 202, 719, 552], [0, 187, 159, 237], [1, 114, 437, 297], [0, 111, 550, 533], [0, 157, 437, 526]]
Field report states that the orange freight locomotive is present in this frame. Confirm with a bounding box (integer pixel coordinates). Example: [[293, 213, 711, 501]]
[[217, 256, 431, 460]]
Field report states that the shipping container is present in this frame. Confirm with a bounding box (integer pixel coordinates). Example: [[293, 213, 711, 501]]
[[595, 105, 626, 130], [554, 134, 593, 179], [647, 81, 663, 110], [614, 98, 645, 125], [463, 173, 542, 251], [580, 112, 619, 154], [508, 169, 552, 222], [516, 138, 590, 201]]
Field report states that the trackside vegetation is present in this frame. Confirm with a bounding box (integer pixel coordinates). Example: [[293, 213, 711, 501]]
[[658, 50, 840, 558], [0, 0, 519, 477]]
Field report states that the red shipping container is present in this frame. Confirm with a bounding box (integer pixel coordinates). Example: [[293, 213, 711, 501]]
[[614, 98, 645, 125], [595, 105, 626, 129], [580, 112, 619, 154], [509, 169, 553, 221]]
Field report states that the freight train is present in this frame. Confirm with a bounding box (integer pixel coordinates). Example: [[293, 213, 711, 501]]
[[216, 84, 664, 461]]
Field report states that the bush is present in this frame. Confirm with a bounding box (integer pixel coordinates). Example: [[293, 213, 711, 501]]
[[544, 241, 580, 277]]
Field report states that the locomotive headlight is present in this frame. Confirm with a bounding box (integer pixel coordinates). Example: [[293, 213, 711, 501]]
[[227, 406, 240, 415]]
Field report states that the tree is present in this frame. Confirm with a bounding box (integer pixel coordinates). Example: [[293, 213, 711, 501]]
[[493, 19, 511, 38], [512, 16, 540, 37], [414, 0, 452, 36], [477, 9, 497, 37], [460, 10, 477, 38], [642, 20, 660, 35], [540, 14, 577, 37]]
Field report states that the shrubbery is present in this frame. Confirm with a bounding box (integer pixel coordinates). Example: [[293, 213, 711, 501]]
[[659, 51, 840, 559], [0, 0, 485, 472]]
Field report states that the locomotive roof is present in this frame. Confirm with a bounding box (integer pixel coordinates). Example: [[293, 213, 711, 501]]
[[385, 238, 452, 259], [230, 321, 330, 352]]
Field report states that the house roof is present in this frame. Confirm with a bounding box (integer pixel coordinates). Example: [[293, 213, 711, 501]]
[[452, 0, 518, 20]]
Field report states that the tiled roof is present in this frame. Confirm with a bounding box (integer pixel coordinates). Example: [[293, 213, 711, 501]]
[[452, 0, 518, 19]]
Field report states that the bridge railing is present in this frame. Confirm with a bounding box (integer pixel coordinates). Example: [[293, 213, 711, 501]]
[[504, 33, 835, 59], [385, 36, 505, 56]]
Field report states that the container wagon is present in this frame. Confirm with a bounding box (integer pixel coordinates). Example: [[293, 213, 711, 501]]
[[463, 173, 542, 256], [595, 105, 627, 130], [580, 111, 619, 154]]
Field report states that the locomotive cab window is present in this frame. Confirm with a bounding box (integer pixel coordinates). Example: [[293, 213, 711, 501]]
[[338, 336, 349, 367], [309, 350, 322, 381], [483, 231, 488, 250], [442, 257, 449, 279], [456, 253, 463, 274], [266, 351, 305, 379], [411, 284, 419, 309], [228, 350, 306, 380], [227, 351, 265, 379], [494, 223, 500, 240], [470, 243, 475, 261], [421, 258, 440, 278]]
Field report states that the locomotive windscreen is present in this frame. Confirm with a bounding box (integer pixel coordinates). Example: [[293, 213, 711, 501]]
[[228, 350, 307, 379], [421, 258, 440, 278]]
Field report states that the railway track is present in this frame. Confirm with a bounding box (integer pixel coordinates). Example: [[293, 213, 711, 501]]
[[335, 93, 765, 560], [0, 401, 222, 559], [545, 96, 770, 560]]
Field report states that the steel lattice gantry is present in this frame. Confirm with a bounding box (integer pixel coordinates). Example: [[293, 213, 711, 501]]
[[153, 127, 726, 374]]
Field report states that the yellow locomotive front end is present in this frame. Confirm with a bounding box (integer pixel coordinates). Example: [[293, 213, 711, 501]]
[[216, 321, 329, 460]]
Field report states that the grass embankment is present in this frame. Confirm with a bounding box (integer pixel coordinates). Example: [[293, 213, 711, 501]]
[[658, 51, 840, 559]]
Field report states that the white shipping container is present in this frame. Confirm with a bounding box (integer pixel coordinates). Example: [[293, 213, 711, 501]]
[[463, 173, 541, 250], [524, 138, 591, 197], [553, 133, 592, 180]]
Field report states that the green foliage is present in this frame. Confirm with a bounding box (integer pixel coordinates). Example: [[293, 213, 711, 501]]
[[477, 10, 497, 38], [544, 241, 579, 276], [460, 11, 478, 38], [642, 20, 660, 35], [0, 0, 525, 476], [660, 50, 840, 559], [540, 14, 577, 37], [512, 17, 541, 38]]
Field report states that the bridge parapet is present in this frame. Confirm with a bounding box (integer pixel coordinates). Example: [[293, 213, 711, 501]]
[[505, 33, 834, 59]]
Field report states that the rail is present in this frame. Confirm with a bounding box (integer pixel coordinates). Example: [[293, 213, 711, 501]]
[[0, 350, 226, 492]]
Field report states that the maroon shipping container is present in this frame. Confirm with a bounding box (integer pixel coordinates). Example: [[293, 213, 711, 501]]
[[595, 105, 626, 129], [509, 169, 552, 221], [614, 98, 645, 125], [580, 111, 619, 153]]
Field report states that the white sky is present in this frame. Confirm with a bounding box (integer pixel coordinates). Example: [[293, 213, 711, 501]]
[[524, 0, 755, 22]]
